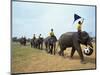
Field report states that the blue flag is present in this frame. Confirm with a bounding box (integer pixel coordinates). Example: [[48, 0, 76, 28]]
[[73, 14, 81, 23]]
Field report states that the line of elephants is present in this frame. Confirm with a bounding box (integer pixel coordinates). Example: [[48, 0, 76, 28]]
[[20, 31, 93, 64]]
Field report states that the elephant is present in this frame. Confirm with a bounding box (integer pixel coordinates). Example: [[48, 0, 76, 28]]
[[44, 36, 50, 51], [30, 39, 35, 48], [44, 36, 57, 55], [58, 31, 93, 63], [34, 39, 39, 48], [31, 38, 43, 50], [37, 37, 44, 50], [19, 37, 26, 46]]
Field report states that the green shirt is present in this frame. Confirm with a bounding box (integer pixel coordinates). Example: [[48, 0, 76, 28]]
[[76, 24, 82, 31], [50, 31, 54, 36]]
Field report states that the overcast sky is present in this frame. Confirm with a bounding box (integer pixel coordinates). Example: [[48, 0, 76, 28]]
[[12, 1, 96, 39]]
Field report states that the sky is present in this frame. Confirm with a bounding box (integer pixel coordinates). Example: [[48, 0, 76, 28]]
[[12, 1, 96, 39]]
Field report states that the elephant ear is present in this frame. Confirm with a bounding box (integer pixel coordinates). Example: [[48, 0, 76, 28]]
[[81, 31, 89, 40], [82, 35, 88, 40], [80, 32, 90, 45]]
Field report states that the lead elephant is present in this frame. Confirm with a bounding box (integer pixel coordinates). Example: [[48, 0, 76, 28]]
[[58, 31, 93, 63]]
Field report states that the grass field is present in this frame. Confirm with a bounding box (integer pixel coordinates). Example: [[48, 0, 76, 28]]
[[11, 42, 96, 74]]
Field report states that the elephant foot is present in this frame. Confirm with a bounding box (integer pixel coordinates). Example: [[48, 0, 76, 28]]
[[58, 51, 61, 56], [48, 51, 50, 53], [48, 51, 52, 55]]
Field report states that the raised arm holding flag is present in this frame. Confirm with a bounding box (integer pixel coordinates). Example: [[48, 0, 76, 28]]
[[73, 14, 84, 39]]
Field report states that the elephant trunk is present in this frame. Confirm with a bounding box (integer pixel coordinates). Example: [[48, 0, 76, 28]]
[[87, 41, 93, 48]]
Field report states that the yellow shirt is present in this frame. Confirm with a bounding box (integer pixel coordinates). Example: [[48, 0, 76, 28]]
[[49, 31, 54, 36], [76, 24, 82, 31]]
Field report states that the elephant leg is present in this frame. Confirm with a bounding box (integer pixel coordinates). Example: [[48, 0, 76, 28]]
[[30, 43, 31, 47], [61, 47, 65, 57], [58, 45, 64, 56], [32, 42, 33, 47], [38, 44, 40, 49], [35, 44, 36, 48], [74, 44, 84, 63], [41, 43, 43, 50], [60, 50, 64, 56], [32, 42, 35, 48], [59, 49, 63, 56], [58, 49, 64, 56], [35, 44, 37, 48], [37, 44, 39, 49], [53, 43, 56, 55], [38, 44, 39, 49], [48, 45, 51, 53], [51, 45, 53, 54], [70, 47, 75, 58], [40, 44, 41, 50], [49, 44, 53, 54], [49, 45, 52, 54], [50, 48, 52, 54], [33, 44, 34, 48], [45, 44, 48, 52], [37, 44, 38, 48], [73, 38, 85, 63], [58, 50, 61, 56], [32, 42, 34, 48], [39, 43, 41, 49], [40, 43, 41, 50], [77, 47, 84, 62], [32, 43, 33, 47]]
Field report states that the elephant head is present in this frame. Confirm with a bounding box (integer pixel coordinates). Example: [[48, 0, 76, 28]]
[[80, 31, 93, 48]]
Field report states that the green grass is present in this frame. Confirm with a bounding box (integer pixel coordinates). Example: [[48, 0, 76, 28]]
[[11, 42, 96, 73], [11, 42, 47, 73]]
